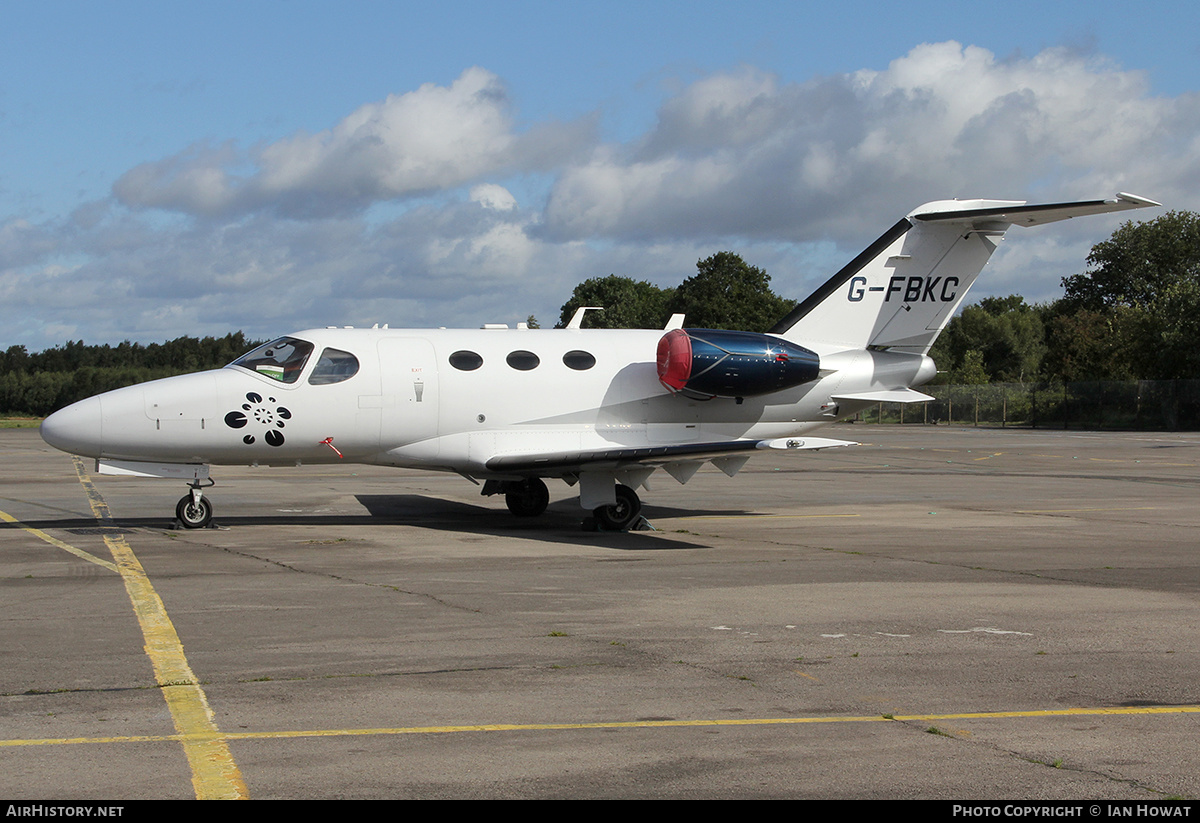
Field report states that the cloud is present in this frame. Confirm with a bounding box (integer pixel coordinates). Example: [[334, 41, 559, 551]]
[[0, 218, 57, 271], [541, 42, 1199, 244], [470, 183, 518, 212], [7, 42, 1200, 351], [113, 67, 596, 219]]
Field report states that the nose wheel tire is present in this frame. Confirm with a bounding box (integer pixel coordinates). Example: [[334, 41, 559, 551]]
[[505, 477, 550, 517], [176, 494, 213, 529], [593, 484, 641, 531]]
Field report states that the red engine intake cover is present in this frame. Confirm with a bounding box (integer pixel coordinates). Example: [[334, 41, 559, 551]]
[[656, 328, 692, 392], [656, 328, 821, 400]]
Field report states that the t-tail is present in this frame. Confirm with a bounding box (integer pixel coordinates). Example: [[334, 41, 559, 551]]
[[770, 193, 1161, 356]]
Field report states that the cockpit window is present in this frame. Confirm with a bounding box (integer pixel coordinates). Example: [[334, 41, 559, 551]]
[[309, 347, 360, 385], [230, 337, 314, 384]]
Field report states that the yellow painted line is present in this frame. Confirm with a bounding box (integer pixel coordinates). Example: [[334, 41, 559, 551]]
[[1014, 507, 1161, 514], [0, 509, 119, 573], [5, 704, 1200, 748], [897, 706, 1200, 720], [72, 458, 248, 801], [673, 514, 860, 521]]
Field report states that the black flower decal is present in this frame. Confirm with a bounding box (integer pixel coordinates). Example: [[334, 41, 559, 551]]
[[224, 392, 292, 447]]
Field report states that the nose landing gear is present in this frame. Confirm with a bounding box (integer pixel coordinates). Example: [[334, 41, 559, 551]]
[[175, 478, 216, 529]]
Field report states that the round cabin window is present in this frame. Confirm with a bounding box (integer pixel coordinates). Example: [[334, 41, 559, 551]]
[[449, 350, 483, 371], [562, 350, 596, 370], [506, 350, 540, 371]]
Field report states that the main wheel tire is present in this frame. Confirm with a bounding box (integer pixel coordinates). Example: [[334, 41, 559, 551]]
[[175, 494, 213, 529], [593, 484, 641, 531], [505, 477, 550, 517]]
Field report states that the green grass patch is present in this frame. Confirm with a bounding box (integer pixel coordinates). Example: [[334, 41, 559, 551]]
[[0, 417, 42, 429]]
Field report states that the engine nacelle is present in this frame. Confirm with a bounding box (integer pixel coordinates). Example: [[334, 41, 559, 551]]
[[656, 328, 820, 400]]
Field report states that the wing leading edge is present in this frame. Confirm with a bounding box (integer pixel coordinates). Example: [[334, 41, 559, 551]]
[[483, 436, 856, 476]]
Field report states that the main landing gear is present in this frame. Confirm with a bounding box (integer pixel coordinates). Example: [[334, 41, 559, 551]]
[[592, 484, 642, 531], [175, 478, 216, 529], [483, 478, 645, 530], [504, 477, 550, 517]]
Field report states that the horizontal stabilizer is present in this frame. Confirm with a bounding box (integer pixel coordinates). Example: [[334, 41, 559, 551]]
[[831, 389, 935, 404], [912, 192, 1161, 227]]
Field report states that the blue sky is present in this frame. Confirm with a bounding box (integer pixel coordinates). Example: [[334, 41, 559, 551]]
[[2, 1, 1198, 350]]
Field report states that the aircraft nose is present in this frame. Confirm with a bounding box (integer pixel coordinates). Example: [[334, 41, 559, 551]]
[[40, 396, 105, 458]]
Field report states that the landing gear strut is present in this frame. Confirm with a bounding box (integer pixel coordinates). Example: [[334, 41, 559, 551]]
[[175, 478, 215, 529], [504, 477, 550, 517], [593, 484, 641, 531]]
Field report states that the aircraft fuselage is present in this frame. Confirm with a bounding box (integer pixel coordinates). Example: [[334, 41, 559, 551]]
[[41, 326, 931, 478]]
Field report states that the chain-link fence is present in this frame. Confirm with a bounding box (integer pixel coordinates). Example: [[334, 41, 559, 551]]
[[848, 380, 1200, 430]]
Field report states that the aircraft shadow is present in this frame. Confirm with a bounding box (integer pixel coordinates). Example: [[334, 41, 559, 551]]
[[351, 494, 726, 550], [2, 495, 764, 551]]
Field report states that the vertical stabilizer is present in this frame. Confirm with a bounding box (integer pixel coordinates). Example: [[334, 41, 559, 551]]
[[770, 193, 1160, 356]]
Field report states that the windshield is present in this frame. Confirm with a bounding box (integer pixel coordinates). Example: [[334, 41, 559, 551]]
[[230, 337, 314, 384]]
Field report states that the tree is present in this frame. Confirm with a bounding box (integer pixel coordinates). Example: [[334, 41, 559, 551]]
[[664, 252, 793, 332], [0, 333, 266, 415], [928, 295, 1046, 384], [1060, 211, 1200, 312], [1052, 211, 1200, 380], [556, 253, 792, 332], [2, 345, 29, 373], [1040, 306, 1152, 382], [951, 350, 990, 385], [557, 275, 673, 329]]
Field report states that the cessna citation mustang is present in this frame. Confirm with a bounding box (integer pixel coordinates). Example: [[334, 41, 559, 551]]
[[41, 193, 1159, 530]]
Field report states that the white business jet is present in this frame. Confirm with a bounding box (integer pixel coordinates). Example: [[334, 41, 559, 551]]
[[41, 193, 1159, 529]]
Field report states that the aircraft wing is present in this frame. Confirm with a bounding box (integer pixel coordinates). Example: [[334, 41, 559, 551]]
[[484, 436, 856, 476]]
